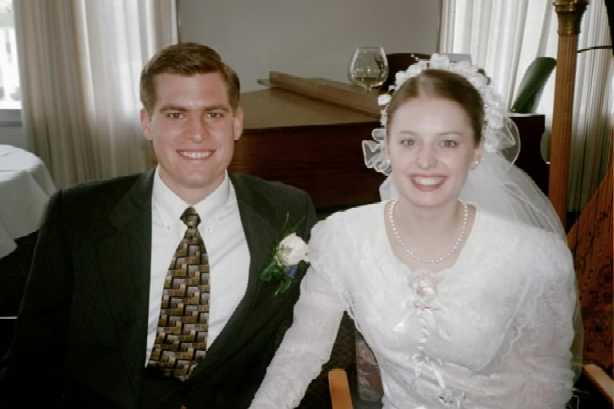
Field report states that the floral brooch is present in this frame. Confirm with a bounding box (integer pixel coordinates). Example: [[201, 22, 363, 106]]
[[258, 215, 309, 295]]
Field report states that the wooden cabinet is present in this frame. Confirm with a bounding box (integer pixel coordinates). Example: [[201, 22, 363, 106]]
[[231, 88, 384, 210], [232, 87, 548, 210]]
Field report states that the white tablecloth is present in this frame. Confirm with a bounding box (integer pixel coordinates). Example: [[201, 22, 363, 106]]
[[0, 145, 57, 258]]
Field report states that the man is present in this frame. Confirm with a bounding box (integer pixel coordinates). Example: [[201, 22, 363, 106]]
[[0, 43, 317, 409]]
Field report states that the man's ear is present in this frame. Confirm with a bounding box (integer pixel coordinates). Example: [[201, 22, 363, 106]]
[[233, 106, 244, 141], [140, 109, 153, 140]]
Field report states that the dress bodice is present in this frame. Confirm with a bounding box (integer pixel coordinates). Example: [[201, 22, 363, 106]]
[[250, 202, 577, 409]]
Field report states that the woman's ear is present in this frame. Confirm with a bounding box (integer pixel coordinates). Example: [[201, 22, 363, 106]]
[[384, 134, 391, 160], [471, 142, 483, 168]]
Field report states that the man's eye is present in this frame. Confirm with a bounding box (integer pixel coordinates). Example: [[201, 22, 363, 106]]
[[441, 140, 458, 148], [207, 111, 225, 119], [165, 112, 184, 119]]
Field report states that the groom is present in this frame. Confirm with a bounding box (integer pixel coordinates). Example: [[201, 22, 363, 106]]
[[0, 42, 316, 408]]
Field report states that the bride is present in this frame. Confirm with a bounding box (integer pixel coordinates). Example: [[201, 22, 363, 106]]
[[249, 55, 579, 409]]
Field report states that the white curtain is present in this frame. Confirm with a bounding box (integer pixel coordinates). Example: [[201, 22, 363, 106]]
[[440, 0, 613, 211], [14, 0, 177, 188]]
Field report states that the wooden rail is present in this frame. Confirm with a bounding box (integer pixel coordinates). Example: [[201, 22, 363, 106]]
[[548, 0, 588, 226]]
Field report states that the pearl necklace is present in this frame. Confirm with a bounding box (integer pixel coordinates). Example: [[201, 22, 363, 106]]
[[388, 200, 469, 265]]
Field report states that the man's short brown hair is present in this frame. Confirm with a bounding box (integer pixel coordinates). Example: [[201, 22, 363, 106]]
[[140, 42, 240, 114]]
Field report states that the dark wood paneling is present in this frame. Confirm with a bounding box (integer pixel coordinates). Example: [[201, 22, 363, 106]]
[[512, 114, 549, 194], [232, 123, 384, 210], [234, 88, 549, 210]]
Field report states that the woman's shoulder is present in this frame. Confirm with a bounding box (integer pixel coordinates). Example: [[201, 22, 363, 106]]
[[307, 202, 386, 283], [309, 201, 386, 254], [314, 201, 386, 235], [476, 208, 573, 273], [478, 208, 565, 245]]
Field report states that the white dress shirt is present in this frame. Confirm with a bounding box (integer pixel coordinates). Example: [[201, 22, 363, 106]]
[[145, 168, 250, 363]]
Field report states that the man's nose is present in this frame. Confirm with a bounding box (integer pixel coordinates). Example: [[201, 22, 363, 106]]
[[188, 116, 207, 142]]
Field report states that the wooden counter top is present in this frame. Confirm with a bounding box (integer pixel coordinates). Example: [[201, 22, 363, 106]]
[[232, 86, 383, 210], [242, 87, 377, 131], [231, 74, 548, 210]]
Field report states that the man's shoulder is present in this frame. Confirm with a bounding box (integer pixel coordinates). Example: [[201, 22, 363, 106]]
[[230, 173, 316, 234], [51, 171, 151, 220], [229, 173, 310, 203], [61, 172, 147, 200]]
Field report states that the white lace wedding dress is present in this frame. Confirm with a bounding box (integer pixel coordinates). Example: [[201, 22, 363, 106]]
[[250, 202, 576, 409]]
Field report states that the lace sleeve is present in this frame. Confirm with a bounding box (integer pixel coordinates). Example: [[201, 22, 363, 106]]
[[249, 218, 348, 409], [514, 237, 577, 409]]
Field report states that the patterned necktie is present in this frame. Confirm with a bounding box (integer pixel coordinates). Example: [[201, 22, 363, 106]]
[[148, 206, 210, 381]]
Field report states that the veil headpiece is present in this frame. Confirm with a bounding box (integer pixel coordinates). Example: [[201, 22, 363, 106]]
[[362, 54, 565, 238]]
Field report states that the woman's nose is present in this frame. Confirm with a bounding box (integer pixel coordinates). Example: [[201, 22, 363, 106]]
[[416, 145, 437, 169]]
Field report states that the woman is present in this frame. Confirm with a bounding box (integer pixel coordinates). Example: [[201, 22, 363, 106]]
[[249, 55, 578, 409]]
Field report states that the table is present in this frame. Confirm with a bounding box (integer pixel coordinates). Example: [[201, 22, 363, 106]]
[[232, 88, 385, 210], [232, 85, 548, 211], [0, 145, 56, 258]]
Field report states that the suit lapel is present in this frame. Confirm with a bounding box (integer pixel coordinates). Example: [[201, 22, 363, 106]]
[[92, 171, 154, 379], [192, 174, 279, 374]]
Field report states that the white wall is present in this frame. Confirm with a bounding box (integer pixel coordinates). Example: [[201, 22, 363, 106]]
[[0, 125, 26, 149], [0, 110, 27, 149], [178, 0, 442, 91]]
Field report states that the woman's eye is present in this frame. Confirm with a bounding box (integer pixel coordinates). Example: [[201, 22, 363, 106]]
[[441, 140, 458, 148], [400, 138, 415, 147]]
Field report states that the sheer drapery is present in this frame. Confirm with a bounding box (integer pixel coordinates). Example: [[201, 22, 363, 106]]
[[568, 5, 613, 209], [14, 0, 177, 188], [440, 0, 613, 211]]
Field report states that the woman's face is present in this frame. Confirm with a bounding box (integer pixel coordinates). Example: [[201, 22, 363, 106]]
[[386, 96, 481, 211]]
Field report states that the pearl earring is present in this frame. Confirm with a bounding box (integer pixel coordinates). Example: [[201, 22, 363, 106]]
[[380, 158, 391, 171], [472, 160, 480, 169]]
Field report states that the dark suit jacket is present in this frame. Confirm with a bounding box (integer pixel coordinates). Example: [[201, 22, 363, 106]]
[[0, 170, 317, 409]]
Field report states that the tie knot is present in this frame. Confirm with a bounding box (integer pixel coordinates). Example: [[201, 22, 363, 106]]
[[180, 207, 201, 227]]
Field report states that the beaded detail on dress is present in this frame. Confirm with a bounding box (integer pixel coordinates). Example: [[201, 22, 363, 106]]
[[395, 269, 466, 408]]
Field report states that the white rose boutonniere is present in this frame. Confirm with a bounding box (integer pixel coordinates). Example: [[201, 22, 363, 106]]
[[277, 233, 309, 266], [259, 216, 309, 295]]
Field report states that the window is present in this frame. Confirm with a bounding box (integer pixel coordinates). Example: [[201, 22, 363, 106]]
[[0, 0, 20, 110]]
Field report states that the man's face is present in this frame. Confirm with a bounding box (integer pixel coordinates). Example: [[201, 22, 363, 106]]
[[141, 72, 243, 204]]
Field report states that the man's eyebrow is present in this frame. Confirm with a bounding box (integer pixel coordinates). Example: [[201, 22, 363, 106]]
[[203, 105, 231, 112], [159, 105, 188, 112], [158, 104, 231, 112]]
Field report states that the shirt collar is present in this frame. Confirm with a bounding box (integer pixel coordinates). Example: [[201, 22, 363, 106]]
[[152, 167, 232, 228]]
